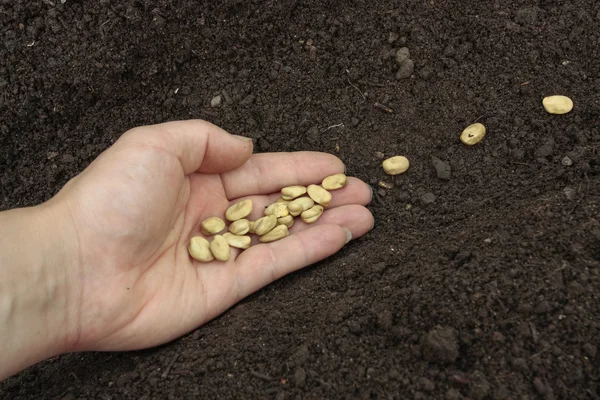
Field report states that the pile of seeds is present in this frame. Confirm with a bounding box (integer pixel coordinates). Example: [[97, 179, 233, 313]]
[[188, 173, 348, 262]]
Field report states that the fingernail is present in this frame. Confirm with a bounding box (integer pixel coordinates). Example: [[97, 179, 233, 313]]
[[233, 134, 253, 142], [343, 227, 352, 244], [370, 219, 375, 231]]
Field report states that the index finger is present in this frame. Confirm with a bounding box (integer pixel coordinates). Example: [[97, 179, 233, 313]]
[[220, 152, 344, 200]]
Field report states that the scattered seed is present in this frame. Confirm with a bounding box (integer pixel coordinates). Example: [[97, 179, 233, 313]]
[[382, 156, 410, 175], [307, 184, 332, 206], [301, 205, 324, 224], [322, 174, 348, 190], [378, 181, 393, 189], [542, 95, 573, 115], [254, 215, 278, 236], [288, 197, 315, 216], [460, 123, 486, 146], [264, 202, 290, 217], [229, 219, 250, 235], [223, 233, 251, 249], [188, 236, 214, 262], [260, 225, 290, 243], [281, 186, 307, 200], [210, 235, 230, 261], [225, 199, 253, 221], [201, 216, 225, 236], [277, 215, 295, 228]]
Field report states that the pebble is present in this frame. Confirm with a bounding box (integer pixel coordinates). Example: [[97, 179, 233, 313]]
[[396, 59, 414, 79], [432, 156, 452, 180], [395, 47, 411, 65], [421, 192, 437, 204], [294, 367, 306, 387], [210, 95, 222, 108], [562, 156, 573, 166], [421, 327, 459, 363]]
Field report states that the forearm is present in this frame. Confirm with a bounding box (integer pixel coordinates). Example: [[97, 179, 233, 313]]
[[0, 203, 78, 380]]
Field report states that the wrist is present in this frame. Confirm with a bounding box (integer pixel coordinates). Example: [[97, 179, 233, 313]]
[[0, 200, 80, 379]]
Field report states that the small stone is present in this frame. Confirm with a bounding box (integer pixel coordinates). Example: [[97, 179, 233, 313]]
[[377, 188, 387, 197], [446, 389, 462, 400], [583, 343, 597, 358], [533, 377, 546, 394], [396, 59, 414, 79], [388, 32, 399, 43], [419, 377, 435, 392], [375, 151, 385, 159], [421, 192, 437, 205], [535, 140, 554, 158], [562, 156, 573, 166], [395, 47, 411, 65], [294, 367, 306, 387], [421, 327, 459, 363], [210, 95, 222, 108], [432, 156, 452, 180]]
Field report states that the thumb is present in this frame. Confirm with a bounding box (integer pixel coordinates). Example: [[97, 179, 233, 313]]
[[122, 119, 254, 175]]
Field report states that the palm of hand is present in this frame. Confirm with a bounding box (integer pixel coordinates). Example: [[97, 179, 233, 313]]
[[56, 121, 373, 352]]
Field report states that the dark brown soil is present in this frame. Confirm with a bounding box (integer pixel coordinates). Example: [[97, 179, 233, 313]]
[[2, 1, 599, 399]]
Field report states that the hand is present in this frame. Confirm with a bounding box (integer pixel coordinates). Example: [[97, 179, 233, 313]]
[[50, 120, 374, 352]]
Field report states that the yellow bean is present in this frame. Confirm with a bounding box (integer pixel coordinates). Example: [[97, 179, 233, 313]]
[[307, 185, 332, 207], [281, 185, 307, 200], [253, 215, 278, 236], [200, 216, 225, 236], [223, 233, 251, 250], [210, 235, 230, 261], [225, 199, 253, 221], [188, 236, 214, 262], [322, 173, 347, 190], [301, 205, 324, 224], [382, 156, 410, 175], [259, 225, 290, 243], [229, 219, 250, 235]]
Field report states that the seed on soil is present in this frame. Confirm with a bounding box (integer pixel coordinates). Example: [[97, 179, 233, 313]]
[[259, 224, 290, 243], [378, 180, 393, 189], [281, 185, 307, 200], [288, 197, 315, 216], [542, 95, 573, 114], [229, 219, 250, 235], [264, 202, 289, 218], [225, 199, 253, 221], [382, 156, 410, 175], [301, 205, 324, 224], [460, 123, 486, 146], [201, 216, 226, 236], [277, 214, 295, 228], [210, 235, 230, 261], [253, 214, 278, 236], [322, 173, 347, 190], [307, 184, 332, 206], [223, 232, 251, 249], [188, 236, 214, 262]]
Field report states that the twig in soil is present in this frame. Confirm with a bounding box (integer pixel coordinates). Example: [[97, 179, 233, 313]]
[[346, 73, 366, 101], [520, 81, 530, 86], [249, 371, 273, 381], [161, 353, 179, 379], [321, 123, 344, 133], [374, 102, 394, 113]]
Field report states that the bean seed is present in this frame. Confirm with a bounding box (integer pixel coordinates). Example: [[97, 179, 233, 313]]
[[382, 156, 410, 175], [188, 236, 214, 262], [277, 215, 295, 228], [210, 235, 230, 261], [281, 185, 307, 200], [201, 216, 225, 236], [307, 185, 332, 206], [260, 225, 290, 243], [276, 197, 289, 204], [288, 197, 315, 216], [229, 219, 250, 235], [225, 199, 253, 221], [264, 202, 290, 218], [248, 220, 256, 234], [301, 205, 324, 224], [254, 215, 278, 236], [322, 173, 347, 190], [543, 95, 573, 115], [460, 123, 486, 146], [223, 233, 251, 250]]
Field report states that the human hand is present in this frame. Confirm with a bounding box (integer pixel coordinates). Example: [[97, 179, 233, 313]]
[[49, 120, 373, 352]]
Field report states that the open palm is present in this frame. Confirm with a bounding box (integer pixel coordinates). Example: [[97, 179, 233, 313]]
[[55, 120, 373, 352]]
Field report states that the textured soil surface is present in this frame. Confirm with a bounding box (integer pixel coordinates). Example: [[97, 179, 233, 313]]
[[2, 1, 600, 399]]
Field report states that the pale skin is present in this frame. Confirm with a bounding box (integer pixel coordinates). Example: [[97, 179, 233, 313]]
[[0, 120, 374, 380]]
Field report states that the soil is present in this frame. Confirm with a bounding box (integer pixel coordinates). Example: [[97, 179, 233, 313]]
[[1, 1, 599, 399]]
